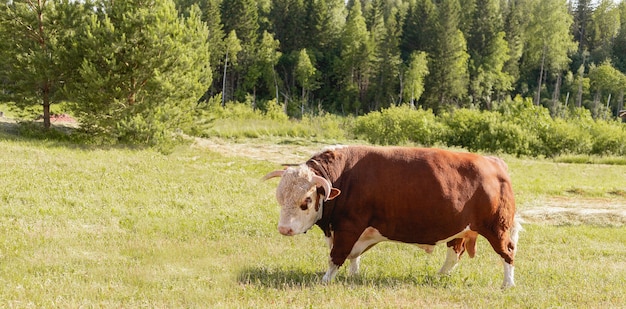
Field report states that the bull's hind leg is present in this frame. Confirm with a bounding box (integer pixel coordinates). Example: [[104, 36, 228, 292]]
[[439, 232, 478, 275], [439, 239, 465, 275]]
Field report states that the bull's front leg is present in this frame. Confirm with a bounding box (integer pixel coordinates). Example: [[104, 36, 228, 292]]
[[325, 233, 359, 276], [322, 257, 341, 283], [321, 231, 361, 283]]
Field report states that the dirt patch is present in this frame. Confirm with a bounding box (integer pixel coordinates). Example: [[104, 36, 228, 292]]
[[36, 113, 77, 123], [192, 137, 334, 165], [519, 197, 626, 226]]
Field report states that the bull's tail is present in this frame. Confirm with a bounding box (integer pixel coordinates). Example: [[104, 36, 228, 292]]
[[508, 216, 523, 254]]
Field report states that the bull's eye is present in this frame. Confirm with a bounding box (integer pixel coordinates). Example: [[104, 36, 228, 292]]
[[300, 197, 312, 210]]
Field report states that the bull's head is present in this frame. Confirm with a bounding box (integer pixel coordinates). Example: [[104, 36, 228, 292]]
[[263, 164, 340, 236]]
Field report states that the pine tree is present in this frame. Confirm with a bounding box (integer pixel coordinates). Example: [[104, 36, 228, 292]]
[[588, 0, 620, 63], [205, 0, 226, 97], [613, 1, 626, 74], [306, 0, 345, 112], [366, 0, 387, 110], [222, 30, 243, 105], [502, 0, 525, 89], [175, 0, 225, 99], [423, 0, 469, 109], [66, 0, 211, 143], [269, 0, 305, 53], [573, 0, 594, 54], [400, 0, 436, 61], [0, 0, 84, 128], [251, 31, 282, 106]]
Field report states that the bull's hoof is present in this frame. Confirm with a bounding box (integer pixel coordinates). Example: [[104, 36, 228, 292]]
[[501, 281, 516, 289]]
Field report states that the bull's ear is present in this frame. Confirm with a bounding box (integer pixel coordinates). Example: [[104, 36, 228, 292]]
[[262, 170, 284, 181], [327, 188, 341, 200]]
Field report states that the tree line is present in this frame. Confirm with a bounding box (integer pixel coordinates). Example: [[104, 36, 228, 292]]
[[1, 0, 625, 144]]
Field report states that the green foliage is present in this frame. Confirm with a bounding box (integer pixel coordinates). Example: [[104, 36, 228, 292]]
[[443, 108, 531, 155], [0, 0, 84, 128], [588, 62, 626, 111], [295, 49, 319, 100], [589, 120, 626, 155], [424, 0, 469, 108], [353, 105, 444, 146], [466, 0, 512, 107], [536, 118, 593, 156], [403, 51, 429, 106], [339, 0, 371, 112], [194, 99, 346, 140], [65, 0, 210, 146], [353, 97, 626, 157]]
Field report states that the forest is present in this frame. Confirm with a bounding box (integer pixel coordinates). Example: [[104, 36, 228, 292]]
[[1, 0, 626, 146]]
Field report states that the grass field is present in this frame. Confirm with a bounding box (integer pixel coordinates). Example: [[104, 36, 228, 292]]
[[0, 132, 625, 307]]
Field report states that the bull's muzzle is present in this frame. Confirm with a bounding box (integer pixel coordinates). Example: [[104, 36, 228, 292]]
[[278, 225, 294, 236]]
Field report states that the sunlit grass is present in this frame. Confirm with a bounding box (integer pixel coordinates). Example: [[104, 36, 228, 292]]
[[503, 155, 626, 205], [554, 154, 626, 165], [197, 115, 349, 141], [0, 135, 625, 307]]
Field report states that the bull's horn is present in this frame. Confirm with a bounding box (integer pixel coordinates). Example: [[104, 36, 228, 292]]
[[262, 170, 285, 181], [312, 175, 332, 202]]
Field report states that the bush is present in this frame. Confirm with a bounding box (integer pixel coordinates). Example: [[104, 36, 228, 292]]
[[590, 120, 626, 156], [194, 98, 350, 140], [441, 109, 531, 155], [353, 105, 443, 146], [442, 109, 488, 152], [353, 97, 626, 158], [536, 119, 593, 157]]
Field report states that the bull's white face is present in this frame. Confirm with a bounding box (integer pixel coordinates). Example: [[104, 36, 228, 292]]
[[275, 165, 324, 236]]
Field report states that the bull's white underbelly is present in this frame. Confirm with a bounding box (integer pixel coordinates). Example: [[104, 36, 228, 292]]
[[347, 225, 472, 259]]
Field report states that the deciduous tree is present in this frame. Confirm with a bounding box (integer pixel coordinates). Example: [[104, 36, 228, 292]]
[[402, 51, 429, 108], [339, 0, 371, 114], [466, 0, 511, 109], [295, 48, 319, 112], [519, 0, 576, 105]]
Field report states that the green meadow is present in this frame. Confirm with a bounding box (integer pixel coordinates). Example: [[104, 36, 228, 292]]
[[1, 133, 625, 307]]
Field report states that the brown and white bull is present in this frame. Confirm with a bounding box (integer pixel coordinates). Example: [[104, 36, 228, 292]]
[[263, 146, 521, 288]]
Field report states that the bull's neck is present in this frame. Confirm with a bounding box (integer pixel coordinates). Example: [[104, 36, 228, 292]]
[[307, 159, 335, 237]]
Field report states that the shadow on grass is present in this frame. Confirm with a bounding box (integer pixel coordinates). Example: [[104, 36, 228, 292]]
[[0, 118, 19, 134], [237, 266, 457, 289], [0, 118, 157, 152]]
